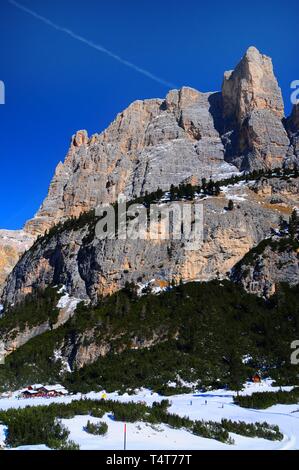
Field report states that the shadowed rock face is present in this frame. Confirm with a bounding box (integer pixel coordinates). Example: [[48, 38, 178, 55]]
[[230, 177, 299, 298], [286, 104, 299, 162], [231, 242, 299, 299]]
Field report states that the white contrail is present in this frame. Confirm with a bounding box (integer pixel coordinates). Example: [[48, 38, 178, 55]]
[[8, 0, 177, 89]]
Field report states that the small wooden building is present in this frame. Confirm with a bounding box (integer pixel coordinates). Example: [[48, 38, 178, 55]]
[[21, 390, 39, 398], [252, 373, 261, 383], [35, 385, 68, 397], [20, 384, 68, 398]]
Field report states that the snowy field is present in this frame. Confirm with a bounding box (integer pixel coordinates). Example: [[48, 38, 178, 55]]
[[0, 380, 298, 450]]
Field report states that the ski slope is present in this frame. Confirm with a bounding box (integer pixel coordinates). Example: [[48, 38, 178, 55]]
[[0, 380, 298, 450]]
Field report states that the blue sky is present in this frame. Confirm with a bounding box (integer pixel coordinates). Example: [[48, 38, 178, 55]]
[[0, 0, 298, 229]]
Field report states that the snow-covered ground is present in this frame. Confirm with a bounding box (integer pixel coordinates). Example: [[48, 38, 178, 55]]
[[220, 181, 249, 202], [0, 380, 298, 450]]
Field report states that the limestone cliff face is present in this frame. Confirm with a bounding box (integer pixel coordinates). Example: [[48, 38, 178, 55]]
[[2, 189, 281, 307], [0, 230, 34, 295], [231, 241, 299, 298], [230, 176, 299, 298], [222, 46, 284, 124], [23, 47, 295, 238], [249, 176, 299, 209], [59, 329, 164, 370], [24, 88, 237, 236], [222, 46, 290, 170]]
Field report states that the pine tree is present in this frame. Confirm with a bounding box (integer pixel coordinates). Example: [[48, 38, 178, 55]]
[[289, 209, 298, 239], [214, 182, 221, 196], [228, 199, 234, 211], [207, 179, 214, 195], [278, 215, 286, 234], [156, 187, 163, 200], [177, 184, 185, 199], [170, 184, 176, 201], [185, 183, 195, 200]]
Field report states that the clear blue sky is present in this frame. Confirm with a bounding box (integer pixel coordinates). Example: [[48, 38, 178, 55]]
[[0, 0, 298, 229]]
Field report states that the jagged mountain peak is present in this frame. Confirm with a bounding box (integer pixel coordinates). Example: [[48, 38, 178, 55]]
[[222, 46, 290, 170], [222, 45, 285, 124], [244, 45, 272, 63]]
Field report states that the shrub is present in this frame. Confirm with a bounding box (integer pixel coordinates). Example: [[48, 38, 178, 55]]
[[234, 388, 299, 409], [221, 419, 283, 441], [192, 420, 230, 443], [152, 399, 170, 411], [59, 440, 80, 450], [89, 407, 105, 418], [84, 420, 108, 436]]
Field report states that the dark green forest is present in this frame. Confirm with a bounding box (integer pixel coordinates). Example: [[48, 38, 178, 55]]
[[1, 279, 299, 393]]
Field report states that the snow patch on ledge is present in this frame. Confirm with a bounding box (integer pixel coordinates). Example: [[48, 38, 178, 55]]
[[56, 285, 82, 312], [57, 292, 81, 310]]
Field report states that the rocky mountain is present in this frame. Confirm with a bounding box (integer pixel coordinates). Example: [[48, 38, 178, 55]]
[[1, 46, 299, 307], [1, 46, 299, 396], [1, 191, 282, 307], [23, 47, 297, 237]]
